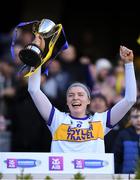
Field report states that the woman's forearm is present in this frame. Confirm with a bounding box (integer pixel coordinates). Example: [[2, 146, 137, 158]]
[[110, 62, 137, 126], [28, 68, 52, 121]]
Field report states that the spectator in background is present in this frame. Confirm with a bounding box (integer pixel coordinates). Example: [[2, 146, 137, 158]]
[[113, 103, 140, 174], [0, 60, 16, 118], [93, 58, 116, 106], [58, 44, 93, 88], [95, 58, 112, 78], [41, 60, 70, 111], [89, 93, 108, 114]]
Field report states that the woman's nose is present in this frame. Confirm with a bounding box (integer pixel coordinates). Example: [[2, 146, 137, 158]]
[[73, 94, 79, 99]]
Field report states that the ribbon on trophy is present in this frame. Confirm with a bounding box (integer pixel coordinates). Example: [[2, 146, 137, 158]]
[[11, 18, 68, 77]]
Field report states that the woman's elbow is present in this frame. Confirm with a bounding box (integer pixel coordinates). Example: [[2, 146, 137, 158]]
[[126, 89, 137, 107], [127, 97, 137, 107], [28, 87, 36, 95]]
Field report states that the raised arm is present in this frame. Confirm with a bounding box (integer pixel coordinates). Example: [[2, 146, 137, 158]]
[[109, 46, 137, 127], [28, 67, 52, 122], [28, 34, 52, 122]]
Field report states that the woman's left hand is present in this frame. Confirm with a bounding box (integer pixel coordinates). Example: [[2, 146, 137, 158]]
[[120, 45, 134, 64]]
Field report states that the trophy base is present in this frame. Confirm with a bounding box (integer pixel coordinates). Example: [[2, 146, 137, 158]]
[[19, 44, 42, 67]]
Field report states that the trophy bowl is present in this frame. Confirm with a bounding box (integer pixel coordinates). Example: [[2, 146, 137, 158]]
[[19, 44, 43, 67]]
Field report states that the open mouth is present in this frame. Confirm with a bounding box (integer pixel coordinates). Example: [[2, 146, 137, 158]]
[[72, 103, 82, 107]]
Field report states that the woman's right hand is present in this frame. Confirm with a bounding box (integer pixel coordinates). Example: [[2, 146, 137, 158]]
[[32, 34, 45, 52]]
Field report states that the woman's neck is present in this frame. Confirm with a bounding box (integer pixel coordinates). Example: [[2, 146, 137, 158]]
[[70, 112, 87, 119]]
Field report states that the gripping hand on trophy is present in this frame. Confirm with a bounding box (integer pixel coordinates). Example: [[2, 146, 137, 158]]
[[30, 34, 45, 72], [32, 34, 45, 54]]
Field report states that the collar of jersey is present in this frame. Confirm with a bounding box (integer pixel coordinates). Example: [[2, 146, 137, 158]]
[[69, 114, 89, 120]]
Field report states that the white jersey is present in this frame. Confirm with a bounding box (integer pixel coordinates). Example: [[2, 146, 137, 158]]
[[47, 107, 111, 153]]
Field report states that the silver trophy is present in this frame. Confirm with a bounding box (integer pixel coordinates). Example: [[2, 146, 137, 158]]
[[19, 19, 56, 67], [11, 18, 68, 76]]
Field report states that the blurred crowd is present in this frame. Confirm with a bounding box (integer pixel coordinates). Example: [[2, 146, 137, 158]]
[[0, 28, 140, 173]]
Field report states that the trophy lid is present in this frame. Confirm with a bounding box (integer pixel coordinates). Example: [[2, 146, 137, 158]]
[[38, 19, 55, 35]]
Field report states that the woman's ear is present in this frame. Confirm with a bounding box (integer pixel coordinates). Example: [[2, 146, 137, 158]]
[[87, 99, 91, 105]]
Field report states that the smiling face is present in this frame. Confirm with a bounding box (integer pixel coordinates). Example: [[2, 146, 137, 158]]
[[66, 86, 90, 118]]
